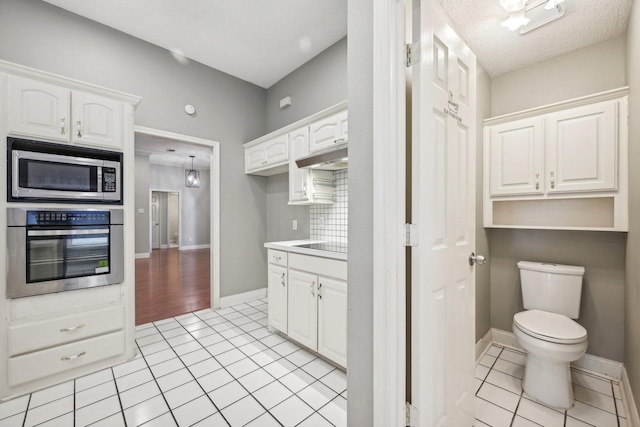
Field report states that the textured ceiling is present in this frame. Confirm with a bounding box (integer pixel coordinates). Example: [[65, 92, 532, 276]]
[[442, 0, 632, 77], [41, 0, 347, 89]]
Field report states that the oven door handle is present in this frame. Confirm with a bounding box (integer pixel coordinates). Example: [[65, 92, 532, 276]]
[[27, 229, 110, 237]]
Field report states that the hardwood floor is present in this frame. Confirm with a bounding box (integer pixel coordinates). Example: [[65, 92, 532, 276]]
[[135, 248, 210, 325]]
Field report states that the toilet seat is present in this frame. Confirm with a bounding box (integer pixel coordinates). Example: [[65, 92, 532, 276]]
[[513, 310, 587, 344]]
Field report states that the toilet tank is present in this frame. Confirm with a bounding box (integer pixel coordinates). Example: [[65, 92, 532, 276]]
[[518, 261, 585, 319]]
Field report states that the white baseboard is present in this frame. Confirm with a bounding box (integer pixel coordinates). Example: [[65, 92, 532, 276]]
[[135, 253, 150, 259], [621, 366, 640, 427], [160, 244, 169, 249], [180, 244, 211, 251], [489, 328, 623, 380], [476, 329, 492, 363], [220, 288, 267, 308]]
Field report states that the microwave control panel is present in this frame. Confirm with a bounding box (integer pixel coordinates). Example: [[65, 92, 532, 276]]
[[102, 167, 117, 193]]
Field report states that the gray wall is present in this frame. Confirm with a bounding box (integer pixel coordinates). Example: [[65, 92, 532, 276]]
[[491, 35, 627, 116], [347, 0, 373, 424], [625, 0, 640, 410], [135, 154, 151, 254], [263, 38, 348, 243], [0, 0, 268, 298], [476, 66, 492, 342], [488, 36, 628, 361], [150, 164, 211, 247], [265, 174, 311, 242], [265, 38, 348, 133]]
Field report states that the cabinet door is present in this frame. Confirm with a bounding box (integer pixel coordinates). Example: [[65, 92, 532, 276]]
[[488, 117, 544, 196], [268, 264, 288, 334], [72, 91, 123, 149], [289, 126, 311, 203], [309, 110, 348, 153], [265, 134, 289, 165], [317, 277, 347, 368], [546, 100, 617, 194], [287, 270, 318, 351], [7, 75, 71, 142], [246, 145, 267, 172]]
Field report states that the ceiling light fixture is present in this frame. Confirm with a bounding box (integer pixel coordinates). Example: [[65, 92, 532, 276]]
[[185, 155, 200, 188], [501, 9, 530, 31], [544, 0, 565, 10]]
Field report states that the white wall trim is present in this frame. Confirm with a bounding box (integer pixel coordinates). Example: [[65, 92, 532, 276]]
[[135, 126, 221, 310], [475, 329, 493, 363], [219, 288, 267, 308], [621, 366, 640, 427], [179, 244, 211, 251], [490, 328, 623, 380], [135, 253, 150, 259], [372, 0, 407, 426]]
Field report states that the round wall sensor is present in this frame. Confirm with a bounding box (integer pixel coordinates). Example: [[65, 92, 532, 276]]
[[184, 104, 196, 115]]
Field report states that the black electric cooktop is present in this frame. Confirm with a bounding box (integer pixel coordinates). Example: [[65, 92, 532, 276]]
[[296, 243, 348, 254]]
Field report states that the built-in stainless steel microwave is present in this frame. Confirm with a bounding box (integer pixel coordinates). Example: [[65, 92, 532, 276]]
[[8, 137, 123, 204]]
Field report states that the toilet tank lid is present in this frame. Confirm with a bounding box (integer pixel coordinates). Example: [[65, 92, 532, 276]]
[[517, 261, 585, 276]]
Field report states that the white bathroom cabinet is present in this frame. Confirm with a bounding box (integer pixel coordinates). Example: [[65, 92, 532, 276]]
[[8, 74, 124, 150], [484, 88, 628, 231]]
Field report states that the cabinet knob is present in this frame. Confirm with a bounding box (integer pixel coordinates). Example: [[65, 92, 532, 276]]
[[334, 138, 346, 144], [76, 120, 82, 138], [318, 282, 322, 299], [60, 117, 66, 135], [311, 281, 316, 297], [281, 272, 285, 286], [61, 351, 86, 361], [535, 173, 540, 190], [550, 171, 555, 189]]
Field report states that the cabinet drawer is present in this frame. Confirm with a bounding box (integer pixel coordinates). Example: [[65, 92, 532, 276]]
[[268, 249, 288, 267], [9, 330, 125, 387], [289, 253, 347, 281], [8, 304, 124, 356]]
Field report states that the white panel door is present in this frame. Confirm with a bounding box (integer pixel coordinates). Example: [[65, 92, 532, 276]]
[[287, 270, 318, 351], [268, 265, 288, 334], [317, 276, 347, 368], [489, 117, 544, 196], [412, 0, 477, 425], [7, 75, 70, 142], [546, 100, 617, 194], [289, 126, 310, 203], [72, 91, 123, 149]]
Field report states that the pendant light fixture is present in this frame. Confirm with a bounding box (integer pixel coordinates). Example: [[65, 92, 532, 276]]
[[185, 155, 200, 188]]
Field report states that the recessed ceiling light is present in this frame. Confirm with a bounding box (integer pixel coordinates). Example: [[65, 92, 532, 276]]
[[166, 149, 176, 152]]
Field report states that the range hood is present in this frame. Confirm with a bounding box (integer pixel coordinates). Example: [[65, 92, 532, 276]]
[[295, 146, 348, 171]]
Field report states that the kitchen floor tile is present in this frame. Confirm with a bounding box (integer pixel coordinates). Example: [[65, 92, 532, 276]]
[[0, 395, 29, 420], [297, 380, 338, 410], [477, 381, 520, 412], [298, 412, 335, 427], [475, 396, 514, 427], [317, 395, 347, 427], [24, 395, 73, 427], [116, 368, 155, 392], [150, 357, 185, 378], [163, 380, 205, 409], [270, 395, 315, 427], [319, 369, 347, 394], [118, 381, 162, 410], [172, 395, 219, 427], [156, 368, 193, 392], [238, 368, 276, 392], [208, 380, 249, 409], [245, 412, 282, 426], [75, 395, 121, 426], [515, 397, 564, 427], [29, 381, 73, 408], [124, 394, 169, 427], [280, 368, 317, 393], [252, 380, 294, 409], [75, 380, 117, 409], [226, 357, 260, 378], [221, 395, 265, 427]]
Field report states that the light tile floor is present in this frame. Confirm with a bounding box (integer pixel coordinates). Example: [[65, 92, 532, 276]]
[[0, 298, 347, 427], [475, 344, 628, 427]]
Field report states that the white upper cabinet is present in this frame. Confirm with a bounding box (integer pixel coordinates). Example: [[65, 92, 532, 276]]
[[489, 117, 544, 196], [71, 91, 123, 149], [546, 100, 617, 194], [8, 75, 124, 150], [309, 109, 348, 153], [245, 134, 289, 175], [8, 75, 70, 143], [483, 89, 628, 231], [289, 126, 310, 202]]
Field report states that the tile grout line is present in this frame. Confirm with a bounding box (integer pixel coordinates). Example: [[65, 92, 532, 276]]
[[20, 394, 31, 427], [508, 390, 524, 427], [110, 366, 128, 427]]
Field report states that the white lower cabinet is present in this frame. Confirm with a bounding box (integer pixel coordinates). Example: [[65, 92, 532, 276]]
[[267, 248, 348, 368]]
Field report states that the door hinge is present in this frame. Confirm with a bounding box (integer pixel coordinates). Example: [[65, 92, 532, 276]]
[[406, 402, 418, 426], [405, 42, 419, 68], [404, 223, 418, 247]]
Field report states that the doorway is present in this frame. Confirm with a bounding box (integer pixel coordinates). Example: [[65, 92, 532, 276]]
[[151, 190, 180, 250], [134, 126, 221, 325]]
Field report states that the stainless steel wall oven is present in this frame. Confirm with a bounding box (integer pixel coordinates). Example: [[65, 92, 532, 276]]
[[7, 137, 123, 204], [6, 208, 124, 298]]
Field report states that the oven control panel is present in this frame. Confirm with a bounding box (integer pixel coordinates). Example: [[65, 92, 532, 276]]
[[26, 210, 110, 226]]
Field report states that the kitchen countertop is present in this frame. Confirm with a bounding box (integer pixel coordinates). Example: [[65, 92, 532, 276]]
[[264, 240, 348, 261]]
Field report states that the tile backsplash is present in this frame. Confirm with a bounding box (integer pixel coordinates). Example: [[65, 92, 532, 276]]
[[310, 169, 348, 244]]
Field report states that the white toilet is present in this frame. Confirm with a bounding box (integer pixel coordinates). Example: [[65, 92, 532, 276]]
[[512, 261, 588, 409]]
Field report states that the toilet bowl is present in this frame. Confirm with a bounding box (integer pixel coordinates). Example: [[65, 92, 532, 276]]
[[513, 309, 588, 409]]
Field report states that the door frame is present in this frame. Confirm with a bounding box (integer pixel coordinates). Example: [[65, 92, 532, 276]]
[[135, 126, 221, 309], [372, 0, 408, 425], [149, 189, 182, 250]]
